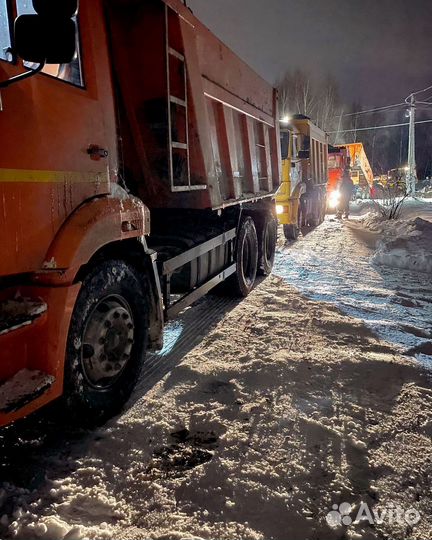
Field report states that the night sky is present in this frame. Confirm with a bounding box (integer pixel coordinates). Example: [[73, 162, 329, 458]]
[[188, 0, 432, 108]]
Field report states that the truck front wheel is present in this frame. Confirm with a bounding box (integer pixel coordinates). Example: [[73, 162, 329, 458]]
[[283, 223, 299, 241], [64, 260, 149, 425], [283, 206, 303, 241], [229, 217, 258, 297]]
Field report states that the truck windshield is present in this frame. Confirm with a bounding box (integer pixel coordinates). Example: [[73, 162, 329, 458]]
[[0, 0, 11, 61], [16, 0, 84, 87]]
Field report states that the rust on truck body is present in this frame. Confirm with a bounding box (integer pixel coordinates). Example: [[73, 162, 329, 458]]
[[107, 0, 280, 209]]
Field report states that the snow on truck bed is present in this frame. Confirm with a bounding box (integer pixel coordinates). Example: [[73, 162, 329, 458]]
[[0, 277, 431, 540]]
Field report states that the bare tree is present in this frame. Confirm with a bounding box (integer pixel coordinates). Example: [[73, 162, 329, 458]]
[[277, 69, 341, 131], [335, 101, 362, 145], [372, 172, 408, 220], [316, 75, 340, 132]]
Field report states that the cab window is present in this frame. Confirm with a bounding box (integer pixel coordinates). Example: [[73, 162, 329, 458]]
[[292, 134, 298, 159], [0, 0, 12, 61], [280, 131, 289, 160], [16, 0, 84, 87]]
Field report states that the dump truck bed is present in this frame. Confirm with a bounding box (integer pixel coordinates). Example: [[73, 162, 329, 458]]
[[107, 0, 281, 210]]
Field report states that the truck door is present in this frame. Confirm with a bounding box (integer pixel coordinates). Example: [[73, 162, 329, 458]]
[[0, 0, 118, 277]]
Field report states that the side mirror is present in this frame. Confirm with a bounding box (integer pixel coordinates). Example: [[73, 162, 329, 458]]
[[33, 0, 78, 18], [0, 1, 78, 88], [14, 14, 76, 64]]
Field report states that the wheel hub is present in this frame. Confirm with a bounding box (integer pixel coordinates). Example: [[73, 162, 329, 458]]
[[81, 296, 134, 388]]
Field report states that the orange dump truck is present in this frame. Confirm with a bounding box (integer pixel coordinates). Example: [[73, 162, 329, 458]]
[[327, 142, 374, 207], [0, 0, 280, 427]]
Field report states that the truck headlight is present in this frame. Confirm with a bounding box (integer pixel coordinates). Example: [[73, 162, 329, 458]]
[[276, 205, 285, 215]]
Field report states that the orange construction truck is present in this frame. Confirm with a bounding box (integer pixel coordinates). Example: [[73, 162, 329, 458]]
[[327, 142, 374, 208], [0, 0, 280, 427]]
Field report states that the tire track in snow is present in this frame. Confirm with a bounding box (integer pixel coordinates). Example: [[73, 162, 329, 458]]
[[135, 294, 240, 395], [274, 218, 432, 369]]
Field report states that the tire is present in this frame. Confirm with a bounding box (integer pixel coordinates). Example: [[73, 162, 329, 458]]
[[308, 214, 319, 227], [227, 217, 258, 297], [320, 204, 326, 224], [258, 216, 278, 275], [298, 205, 304, 229], [64, 260, 149, 425], [283, 224, 299, 241]]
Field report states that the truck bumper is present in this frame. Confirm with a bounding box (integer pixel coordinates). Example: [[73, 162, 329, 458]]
[[0, 283, 80, 427]]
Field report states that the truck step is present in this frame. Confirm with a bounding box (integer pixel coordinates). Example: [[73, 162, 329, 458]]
[[0, 369, 55, 413], [0, 298, 47, 336]]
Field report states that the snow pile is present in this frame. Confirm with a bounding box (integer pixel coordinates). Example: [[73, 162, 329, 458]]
[[398, 197, 432, 221], [351, 197, 432, 221], [364, 215, 432, 273], [350, 198, 379, 216], [360, 212, 389, 232], [0, 480, 122, 540]]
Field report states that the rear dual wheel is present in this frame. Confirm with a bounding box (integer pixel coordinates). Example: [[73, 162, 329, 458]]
[[258, 216, 278, 276], [228, 217, 258, 297], [228, 214, 277, 297]]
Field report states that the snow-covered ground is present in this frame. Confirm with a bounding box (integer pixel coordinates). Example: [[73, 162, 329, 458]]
[[0, 203, 431, 540], [275, 202, 432, 368]]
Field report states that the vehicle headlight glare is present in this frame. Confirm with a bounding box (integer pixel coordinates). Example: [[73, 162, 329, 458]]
[[329, 190, 341, 209]]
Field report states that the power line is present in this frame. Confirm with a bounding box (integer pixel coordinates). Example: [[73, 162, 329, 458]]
[[327, 118, 432, 134], [332, 85, 432, 118], [405, 83, 432, 104], [412, 83, 432, 96], [334, 102, 405, 118]]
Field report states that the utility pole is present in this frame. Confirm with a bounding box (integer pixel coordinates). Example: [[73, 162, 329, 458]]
[[406, 93, 417, 195]]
